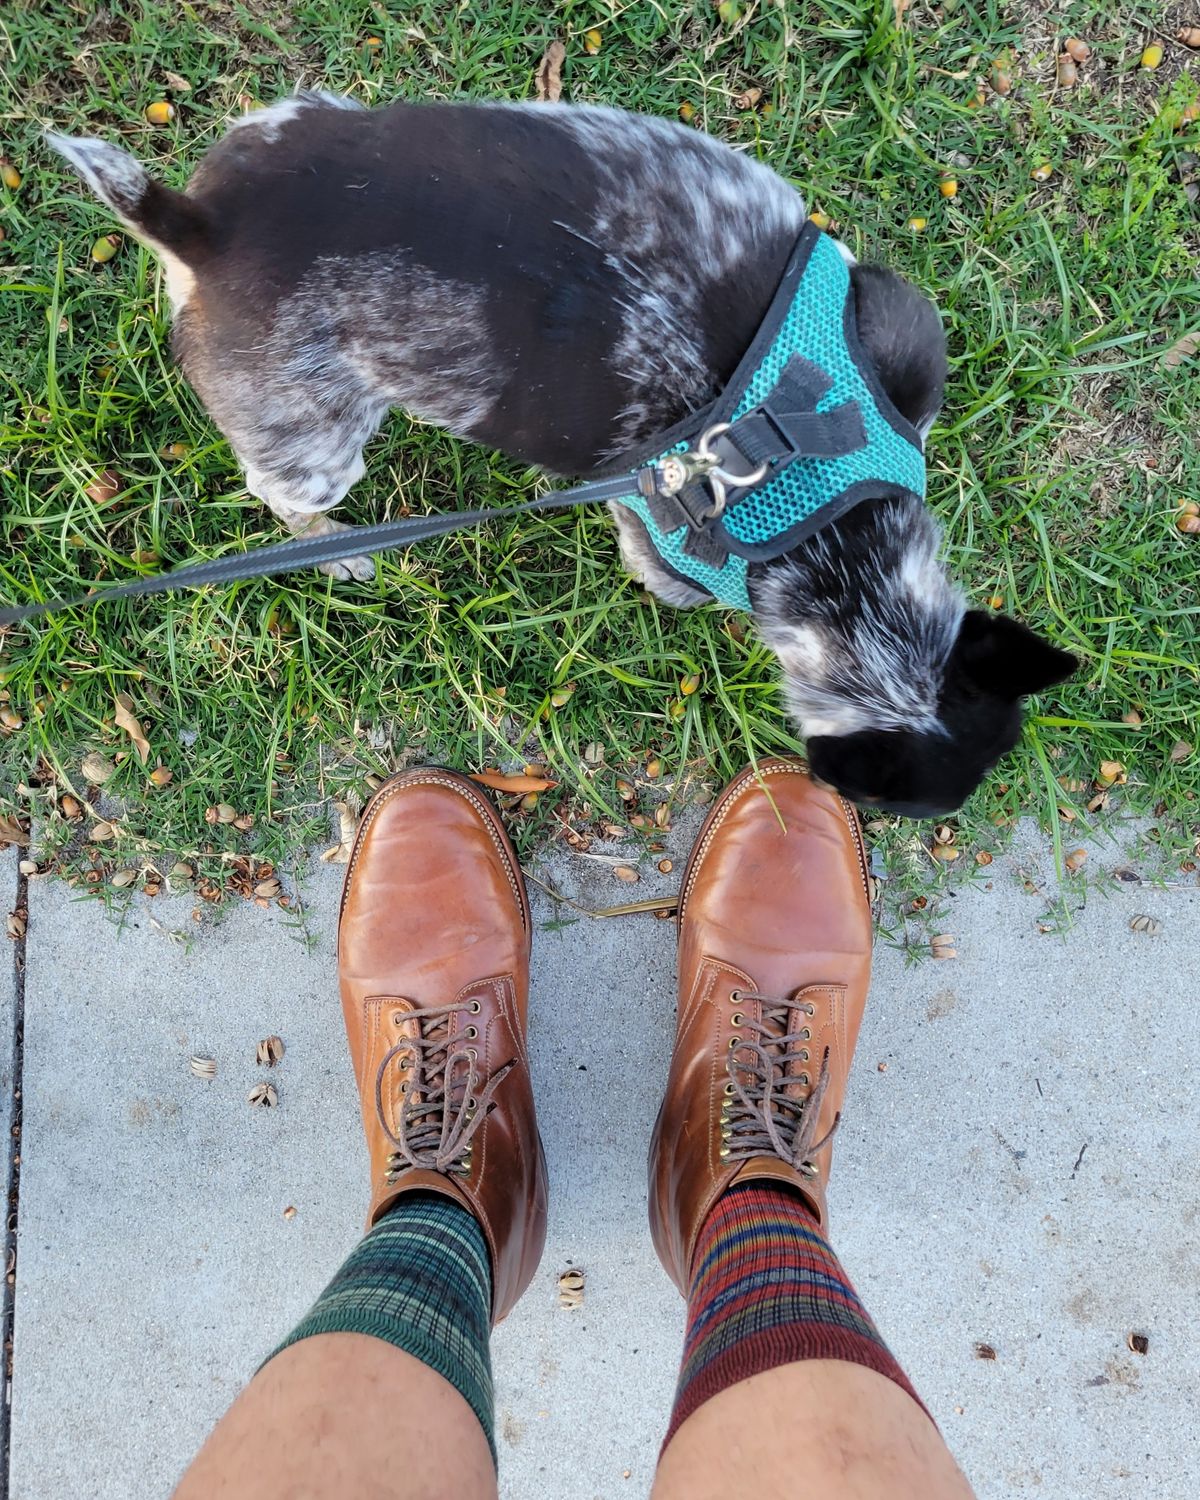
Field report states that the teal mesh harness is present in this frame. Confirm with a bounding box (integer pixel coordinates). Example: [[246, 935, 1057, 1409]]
[[610, 222, 928, 611]]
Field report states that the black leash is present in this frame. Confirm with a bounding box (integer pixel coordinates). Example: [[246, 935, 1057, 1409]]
[[0, 471, 642, 626]]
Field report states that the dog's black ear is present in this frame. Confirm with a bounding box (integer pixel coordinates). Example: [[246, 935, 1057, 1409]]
[[951, 610, 1077, 700], [849, 263, 947, 433]]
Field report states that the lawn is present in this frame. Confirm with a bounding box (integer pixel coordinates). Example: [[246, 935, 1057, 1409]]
[[0, 0, 1197, 903]]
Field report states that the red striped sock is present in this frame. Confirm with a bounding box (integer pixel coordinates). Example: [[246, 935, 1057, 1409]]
[[665, 1181, 929, 1450]]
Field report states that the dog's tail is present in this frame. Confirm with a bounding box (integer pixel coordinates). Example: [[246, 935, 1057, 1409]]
[[46, 132, 211, 263]]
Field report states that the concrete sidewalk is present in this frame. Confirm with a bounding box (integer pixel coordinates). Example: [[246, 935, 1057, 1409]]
[[4, 815, 1199, 1498]]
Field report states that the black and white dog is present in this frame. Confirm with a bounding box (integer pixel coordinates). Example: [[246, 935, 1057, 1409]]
[[49, 93, 1075, 817]]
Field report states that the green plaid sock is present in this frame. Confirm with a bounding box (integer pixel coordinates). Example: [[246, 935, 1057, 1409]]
[[268, 1192, 495, 1463]]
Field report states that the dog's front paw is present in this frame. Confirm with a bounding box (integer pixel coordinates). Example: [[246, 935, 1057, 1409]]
[[318, 553, 376, 582]]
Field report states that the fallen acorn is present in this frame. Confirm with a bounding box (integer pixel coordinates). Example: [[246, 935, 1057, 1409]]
[[734, 86, 763, 111], [1176, 511, 1200, 535], [283, 1204, 297, 1220], [519, 791, 538, 812], [808, 210, 832, 230], [1056, 55, 1078, 88], [1169, 739, 1193, 763], [1031, 163, 1054, 182], [1096, 760, 1126, 787], [1064, 38, 1091, 63], [189, 1055, 217, 1080], [256, 1034, 285, 1066], [931, 844, 960, 863], [549, 682, 575, 708], [679, 672, 701, 696], [991, 66, 1013, 96], [939, 177, 958, 198], [645, 756, 662, 779], [1140, 44, 1164, 70], [60, 794, 83, 819], [1129, 913, 1163, 936], [1122, 708, 1143, 727], [85, 470, 122, 505], [931, 933, 958, 960], [0, 155, 20, 191], [1181, 101, 1200, 126], [171, 861, 195, 879], [89, 821, 116, 842], [1181, 27, 1200, 48], [232, 813, 254, 831], [1064, 847, 1088, 874], [149, 765, 172, 787], [91, 232, 121, 264], [144, 100, 175, 125], [975, 850, 993, 866], [81, 750, 116, 785], [907, 215, 927, 232], [613, 865, 640, 883], [0, 708, 22, 731], [254, 877, 282, 899], [160, 441, 191, 460], [678, 101, 696, 124], [110, 869, 138, 888], [583, 27, 602, 53], [1127, 1331, 1150, 1355], [247, 1082, 278, 1108]]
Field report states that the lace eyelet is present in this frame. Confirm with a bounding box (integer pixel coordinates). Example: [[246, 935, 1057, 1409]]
[[729, 989, 742, 1003], [469, 1000, 482, 1014], [801, 1160, 819, 1177], [392, 1011, 405, 1026], [800, 1027, 811, 1041], [799, 1049, 809, 1062], [719, 1145, 731, 1160], [798, 1072, 809, 1087], [730, 1012, 745, 1028], [723, 1082, 736, 1096], [398, 1057, 410, 1071], [466, 1047, 478, 1062], [804, 1003, 816, 1016], [727, 1036, 741, 1050], [465, 1026, 478, 1040]]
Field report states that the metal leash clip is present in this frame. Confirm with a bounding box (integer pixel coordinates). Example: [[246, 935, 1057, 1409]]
[[638, 423, 770, 519]]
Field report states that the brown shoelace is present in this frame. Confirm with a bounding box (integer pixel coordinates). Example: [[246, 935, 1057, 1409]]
[[722, 990, 837, 1175], [374, 999, 514, 1178]]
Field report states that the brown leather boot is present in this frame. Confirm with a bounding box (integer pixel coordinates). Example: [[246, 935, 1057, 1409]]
[[338, 768, 548, 1322], [649, 758, 872, 1291]]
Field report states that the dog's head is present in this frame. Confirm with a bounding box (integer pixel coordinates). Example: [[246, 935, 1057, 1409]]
[[804, 611, 1077, 818], [752, 260, 1076, 818]]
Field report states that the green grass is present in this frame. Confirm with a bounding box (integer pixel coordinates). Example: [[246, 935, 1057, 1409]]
[[1, 0, 1198, 904]]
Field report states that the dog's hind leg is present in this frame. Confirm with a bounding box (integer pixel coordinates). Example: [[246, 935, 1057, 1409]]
[[230, 400, 389, 582]]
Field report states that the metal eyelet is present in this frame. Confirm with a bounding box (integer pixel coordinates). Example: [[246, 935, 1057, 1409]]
[[727, 1036, 741, 1050], [466, 1047, 478, 1062], [799, 1072, 810, 1087], [469, 1000, 482, 1014], [799, 1049, 809, 1062], [729, 989, 742, 1003], [801, 1160, 819, 1177], [392, 1011, 405, 1025], [723, 1082, 736, 1096], [730, 1012, 745, 1028], [719, 1145, 731, 1160], [465, 1026, 478, 1040], [804, 1003, 816, 1016], [800, 1027, 811, 1041], [398, 1057, 410, 1071]]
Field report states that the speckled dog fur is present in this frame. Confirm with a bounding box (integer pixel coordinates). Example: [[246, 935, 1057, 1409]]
[[49, 93, 1074, 816]]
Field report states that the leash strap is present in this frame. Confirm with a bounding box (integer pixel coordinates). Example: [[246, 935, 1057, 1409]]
[[0, 471, 640, 626]]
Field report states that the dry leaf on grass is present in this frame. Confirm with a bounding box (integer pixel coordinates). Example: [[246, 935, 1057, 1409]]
[[1169, 740, 1193, 763], [114, 692, 150, 763], [535, 39, 565, 102], [5, 912, 26, 940], [81, 750, 116, 785], [256, 1035, 286, 1067], [1164, 331, 1200, 368], [467, 770, 558, 793], [0, 814, 29, 847], [557, 1268, 585, 1308], [163, 69, 192, 91], [321, 800, 357, 864]]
